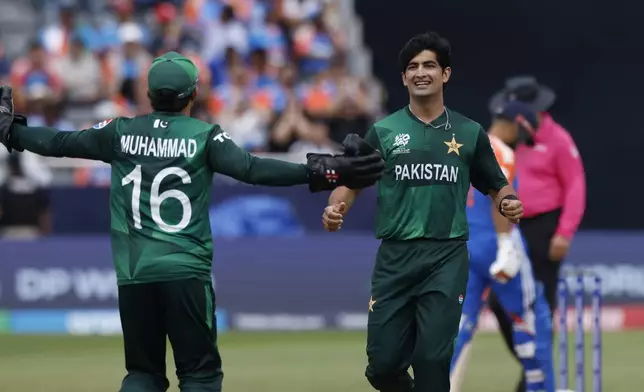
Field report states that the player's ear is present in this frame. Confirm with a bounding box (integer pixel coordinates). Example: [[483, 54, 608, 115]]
[[191, 87, 198, 102], [401, 72, 408, 87], [442, 66, 452, 84]]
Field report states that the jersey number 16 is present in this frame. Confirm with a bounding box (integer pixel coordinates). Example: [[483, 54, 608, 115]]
[[121, 165, 193, 233]]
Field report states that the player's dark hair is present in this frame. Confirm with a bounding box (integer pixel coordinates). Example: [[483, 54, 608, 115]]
[[148, 89, 192, 113], [398, 31, 451, 73]]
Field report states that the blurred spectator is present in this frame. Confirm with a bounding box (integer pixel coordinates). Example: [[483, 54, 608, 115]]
[[40, 5, 77, 57], [135, 0, 182, 13], [248, 5, 288, 69], [293, 12, 336, 77], [183, 45, 212, 119], [270, 62, 332, 152], [10, 41, 63, 112], [297, 67, 336, 120], [202, 5, 249, 66], [0, 43, 10, 85], [249, 47, 278, 89], [111, 0, 138, 25], [55, 36, 104, 104], [296, 54, 376, 143], [324, 54, 374, 142], [149, 2, 196, 56], [215, 66, 271, 151], [271, 97, 332, 153], [211, 47, 245, 87], [28, 99, 76, 131], [0, 152, 51, 239], [281, 0, 324, 26], [108, 22, 152, 113], [75, 14, 121, 53]]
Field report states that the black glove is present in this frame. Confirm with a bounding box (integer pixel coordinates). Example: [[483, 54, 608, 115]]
[[0, 85, 14, 152], [306, 135, 385, 193], [342, 133, 375, 157], [339, 133, 384, 189]]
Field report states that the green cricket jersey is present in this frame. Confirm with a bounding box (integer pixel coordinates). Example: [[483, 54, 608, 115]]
[[364, 106, 508, 241], [10, 113, 310, 285]]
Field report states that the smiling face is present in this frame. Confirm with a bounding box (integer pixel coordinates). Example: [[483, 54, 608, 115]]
[[401, 50, 451, 99]]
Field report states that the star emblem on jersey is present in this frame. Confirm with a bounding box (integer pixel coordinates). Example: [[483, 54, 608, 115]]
[[325, 169, 339, 183], [444, 134, 463, 156], [368, 296, 376, 312]]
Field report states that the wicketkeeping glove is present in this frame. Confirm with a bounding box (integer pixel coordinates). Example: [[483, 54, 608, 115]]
[[338, 133, 384, 190], [306, 134, 385, 193], [0, 85, 15, 152], [342, 133, 375, 157]]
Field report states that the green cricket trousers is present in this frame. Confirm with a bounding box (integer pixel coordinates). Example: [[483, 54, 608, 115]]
[[118, 278, 223, 392], [366, 238, 469, 392]]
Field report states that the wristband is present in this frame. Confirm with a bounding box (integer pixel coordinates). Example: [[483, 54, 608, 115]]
[[498, 194, 519, 217]]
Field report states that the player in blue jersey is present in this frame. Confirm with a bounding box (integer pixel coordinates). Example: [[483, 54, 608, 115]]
[[449, 101, 556, 392]]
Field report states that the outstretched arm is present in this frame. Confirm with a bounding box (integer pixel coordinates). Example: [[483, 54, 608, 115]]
[[207, 126, 384, 192], [207, 126, 310, 186], [10, 120, 116, 162]]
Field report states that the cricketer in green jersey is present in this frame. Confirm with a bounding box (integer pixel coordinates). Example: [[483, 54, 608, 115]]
[[0, 52, 385, 392], [323, 32, 524, 392]]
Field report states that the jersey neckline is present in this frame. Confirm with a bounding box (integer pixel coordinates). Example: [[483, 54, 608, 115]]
[[405, 105, 451, 130], [152, 111, 186, 117]]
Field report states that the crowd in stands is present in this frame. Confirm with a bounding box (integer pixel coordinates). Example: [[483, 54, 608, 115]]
[[0, 0, 385, 156], [0, 0, 385, 237]]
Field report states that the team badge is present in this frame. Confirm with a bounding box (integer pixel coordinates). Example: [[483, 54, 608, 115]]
[[445, 134, 463, 156], [458, 294, 464, 304], [93, 119, 113, 129]]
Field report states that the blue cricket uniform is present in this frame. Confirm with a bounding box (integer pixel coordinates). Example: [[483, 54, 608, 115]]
[[450, 136, 555, 392]]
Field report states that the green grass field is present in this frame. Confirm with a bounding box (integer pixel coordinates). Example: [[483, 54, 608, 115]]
[[0, 331, 641, 391]]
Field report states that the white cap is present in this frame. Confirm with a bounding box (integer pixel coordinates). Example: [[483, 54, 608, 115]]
[[118, 22, 144, 43]]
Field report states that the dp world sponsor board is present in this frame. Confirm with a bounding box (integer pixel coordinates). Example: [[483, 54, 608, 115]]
[[0, 232, 643, 332]]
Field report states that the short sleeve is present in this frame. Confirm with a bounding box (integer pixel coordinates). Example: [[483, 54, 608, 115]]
[[469, 127, 509, 195]]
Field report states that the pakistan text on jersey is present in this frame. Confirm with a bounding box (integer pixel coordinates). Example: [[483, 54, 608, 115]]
[[394, 163, 459, 182], [120, 135, 198, 158]]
